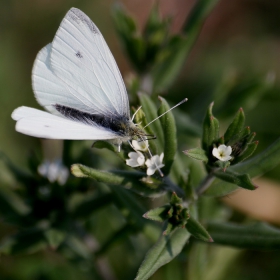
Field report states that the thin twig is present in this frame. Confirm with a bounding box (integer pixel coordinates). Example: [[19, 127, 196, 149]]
[[195, 173, 215, 197]]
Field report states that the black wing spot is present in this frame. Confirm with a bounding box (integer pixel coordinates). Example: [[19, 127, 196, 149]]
[[76, 51, 83, 58]]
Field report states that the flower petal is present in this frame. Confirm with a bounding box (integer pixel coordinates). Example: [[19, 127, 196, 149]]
[[221, 155, 232, 162], [145, 158, 152, 167], [132, 139, 149, 151], [212, 147, 220, 158], [146, 167, 156, 176], [225, 145, 232, 156]]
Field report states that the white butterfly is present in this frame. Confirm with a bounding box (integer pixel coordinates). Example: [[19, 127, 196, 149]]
[[12, 7, 146, 151]]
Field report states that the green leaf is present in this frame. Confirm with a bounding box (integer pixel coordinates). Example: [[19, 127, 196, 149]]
[[65, 235, 92, 260], [0, 228, 47, 254], [0, 184, 30, 223], [96, 224, 134, 256], [232, 141, 259, 164], [71, 193, 113, 218], [143, 205, 171, 222], [44, 229, 66, 249], [133, 106, 158, 154], [224, 108, 245, 143], [144, 6, 169, 59], [207, 222, 280, 250], [93, 140, 126, 160], [183, 148, 208, 162], [186, 216, 213, 242], [178, 171, 196, 201], [213, 170, 256, 190], [215, 160, 230, 170], [173, 109, 202, 138], [232, 137, 280, 177], [163, 222, 177, 236], [112, 5, 146, 72], [158, 97, 177, 174], [71, 164, 167, 198], [135, 228, 190, 280], [109, 186, 161, 243], [112, 4, 137, 35], [170, 191, 183, 205], [93, 140, 117, 152], [202, 102, 219, 153], [144, 5, 167, 39], [216, 74, 275, 118], [206, 137, 280, 196], [138, 94, 164, 151], [152, 0, 220, 91], [0, 152, 36, 185], [152, 36, 189, 92], [183, 0, 221, 34]]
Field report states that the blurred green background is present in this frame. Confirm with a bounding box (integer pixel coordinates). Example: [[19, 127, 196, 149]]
[[1, 0, 280, 279]]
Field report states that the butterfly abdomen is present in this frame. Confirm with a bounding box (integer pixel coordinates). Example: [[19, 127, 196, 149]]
[[53, 104, 133, 136]]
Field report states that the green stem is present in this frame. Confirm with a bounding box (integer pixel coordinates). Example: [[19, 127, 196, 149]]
[[195, 173, 215, 196]]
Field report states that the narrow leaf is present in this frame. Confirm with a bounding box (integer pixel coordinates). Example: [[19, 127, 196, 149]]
[[170, 192, 182, 205], [213, 170, 256, 190], [207, 222, 280, 250], [224, 108, 245, 143], [44, 229, 66, 249], [92, 140, 125, 160], [71, 164, 167, 198], [163, 222, 177, 236], [152, 36, 189, 91], [96, 224, 133, 256], [72, 193, 113, 218], [158, 97, 177, 174], [143, 205, 171, 222], [152, 0, 220, 91], [186, 216, 213, 242], [183, 148, 208, 162], [0, 228, 47, 254], [136, 228, 190, 280], [138, 94, 164, 151], [202, 102, 219, 153], [111, 187, 146, 228], [233, 141, 259, 164]]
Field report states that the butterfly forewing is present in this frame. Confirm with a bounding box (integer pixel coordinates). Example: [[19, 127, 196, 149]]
[[49, 7, 130, 118], [32, 44, 96, 115]]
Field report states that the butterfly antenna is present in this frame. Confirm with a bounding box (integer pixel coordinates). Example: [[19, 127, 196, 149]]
[[143, 98, 188, 129], [131, 106, 142, 122]]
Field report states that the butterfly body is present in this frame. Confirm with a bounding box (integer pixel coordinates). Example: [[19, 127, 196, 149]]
[[53, 103, 145, 142]]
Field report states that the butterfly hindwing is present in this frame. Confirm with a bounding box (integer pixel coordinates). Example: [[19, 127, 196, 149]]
[[12, 107, 119, 140]]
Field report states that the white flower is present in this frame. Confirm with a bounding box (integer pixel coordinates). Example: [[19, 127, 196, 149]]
[[132, 139, 149, 151], [38, 159, 69, 185], [126, 152, 145, 167], [145, 153, 165, 176], [212, 144, 232, 162]]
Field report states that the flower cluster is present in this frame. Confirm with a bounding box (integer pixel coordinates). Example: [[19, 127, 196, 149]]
[[126, 139, 164, 176], [38, 159, 69, 185]]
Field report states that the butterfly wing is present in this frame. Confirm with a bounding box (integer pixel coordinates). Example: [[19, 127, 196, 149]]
[[38, 7, 130, 118], [12, 107, 120, 140], [32, 43, 89, 116]]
